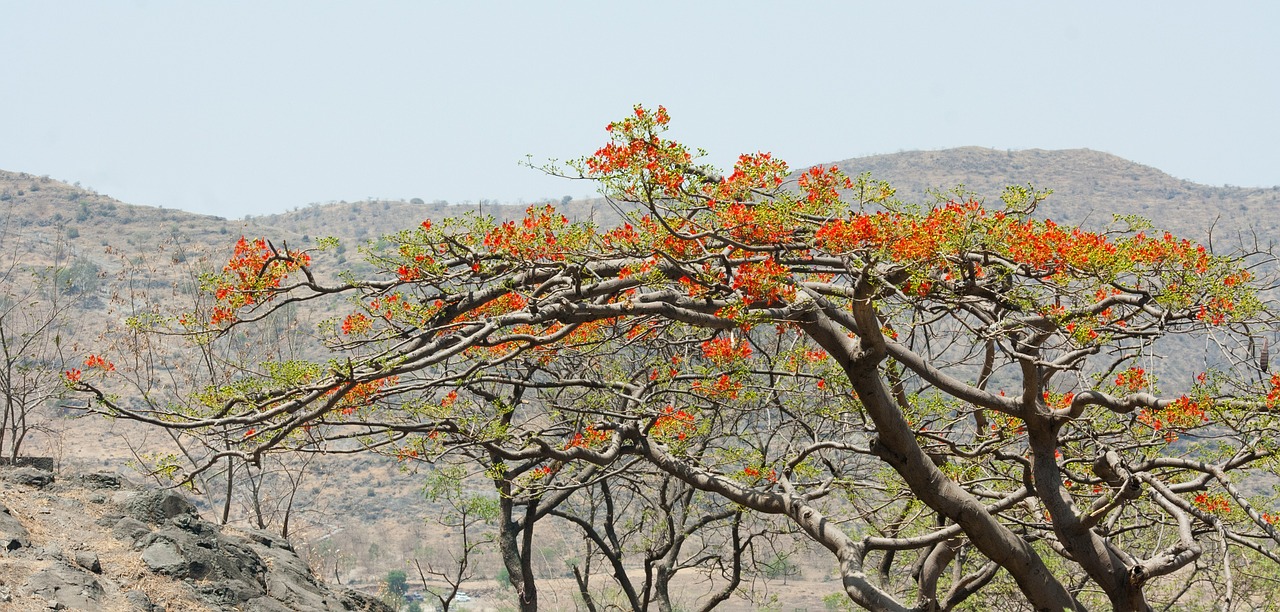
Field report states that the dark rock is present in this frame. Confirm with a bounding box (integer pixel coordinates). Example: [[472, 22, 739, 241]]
[[195, 578, 268, 607], [136, 526, 268, 597], [106, 486, 392, 611], [3, 467, 54, 488], [95, 512, 124, 527], [120, 490, 197, 524], [337, 588, 395, 612], [139, 538, 189, 577], [112, 517, 152, 543], [73, 550, 102, 574], [125, 589, 161, 611], [78, 472, 123, 489], [244, 595, 294, 611], [170, 512, 215, 536], [0, 503, 29, 551], [0, 456, 55, 471], [23, 561, 105, 609], [234, 526, 394, 612]]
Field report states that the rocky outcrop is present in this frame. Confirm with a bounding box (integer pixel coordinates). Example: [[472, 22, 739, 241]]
[[0, 465, 392, 612]]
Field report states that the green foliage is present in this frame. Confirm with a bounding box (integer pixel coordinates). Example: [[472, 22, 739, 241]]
[[384, 569, 408, 597], [823, 592, 855, 611], [52, 257, 99, 295], [496, 566, 511, 587]]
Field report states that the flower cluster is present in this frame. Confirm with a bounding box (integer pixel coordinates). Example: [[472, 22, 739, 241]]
[[785, 348, 828, 372], [1196, 296, 1235, 326], [369, 293, 420, 322], [741, 466, 778, 483], [732, 257, 794, 305], [1193, 492, 1231, 515], [209, 237, 309, 325], [530, 465, 555, 479], [1114, 367, 1151, 393], [701, 336, 751, 365], [1268, 374, 1280, 409], [482, 205, 573, 262], [84, 354, 115, 372], [814, 200, 988, 264], [692, 374, 743, 400], [1042, 391, 1076, 412], [652, 405, 695, 440], [341, 312, 372, 336], [796, 165, 854, 211], [564, 426, 609, 450], [702, 152, 789, 203], [601, 222, 641, 250], [471, 292, 529, 319], [1137, 396, 1207, 443], [585, 105, 690, 198], [713, 202, 795, 246], [331, 377, 398, 416]]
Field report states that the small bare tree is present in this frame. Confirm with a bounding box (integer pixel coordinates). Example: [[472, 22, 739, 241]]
[[0, 211, 80, 463]]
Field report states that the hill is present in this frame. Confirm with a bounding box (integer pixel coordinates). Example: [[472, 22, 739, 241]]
[[830, 147, 1280, 246], [5, 148, 1276, 277]]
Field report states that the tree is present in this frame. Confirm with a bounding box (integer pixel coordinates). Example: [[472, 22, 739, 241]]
[[413, 466, 498, 612], [385, 569, 409, 598], [72, 106, 1280, 611], [382, 568, 409, 610]]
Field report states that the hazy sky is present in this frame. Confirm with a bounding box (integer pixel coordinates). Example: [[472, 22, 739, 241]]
[[2, 2, 1277, 219]]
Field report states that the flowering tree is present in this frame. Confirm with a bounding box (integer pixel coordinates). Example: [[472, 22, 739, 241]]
[[94, 241, 323, 535], [72, 106, 1280, 611]]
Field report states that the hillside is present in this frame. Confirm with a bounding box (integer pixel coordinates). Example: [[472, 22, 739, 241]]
[[5, 149, 1276, 277], [830, 147, 1280, 246]]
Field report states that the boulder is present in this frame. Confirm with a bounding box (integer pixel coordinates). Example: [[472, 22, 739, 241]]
[[78, 472, 123, 490], [119, 490, 197, 524], [111, 517, 152, 544], [73, 550, 102, 574], [3, 466, 54, 488], [139, 538, 187, 576], [22, 561, 105, 610], [124, 589, 161, 612], [0, 503, 29, 551]]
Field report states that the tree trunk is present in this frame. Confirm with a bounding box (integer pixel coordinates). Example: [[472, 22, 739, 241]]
[[800, 306, 1079, 611], [497, 496, 537, 612]]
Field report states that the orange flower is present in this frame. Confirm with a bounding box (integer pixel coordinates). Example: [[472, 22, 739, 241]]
[[701, 337, 751, 365], [84, 354, 115, 372]]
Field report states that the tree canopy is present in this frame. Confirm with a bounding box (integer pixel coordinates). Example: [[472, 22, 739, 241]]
[[72, 106, 1280, 611]]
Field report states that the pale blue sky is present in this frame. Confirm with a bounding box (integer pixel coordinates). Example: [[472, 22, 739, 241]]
[[2, 2, 1277, 218]]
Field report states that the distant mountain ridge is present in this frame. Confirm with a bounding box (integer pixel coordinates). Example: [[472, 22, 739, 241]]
[[828, 147, 1280, 245], [2, 146, 1276, 277]]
